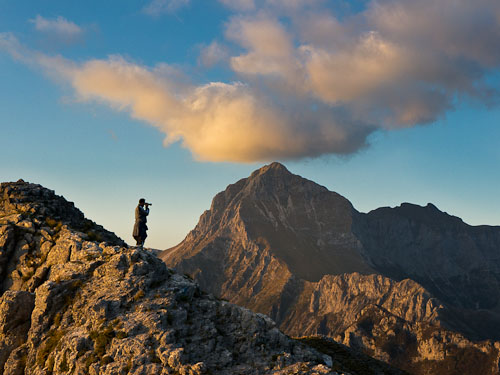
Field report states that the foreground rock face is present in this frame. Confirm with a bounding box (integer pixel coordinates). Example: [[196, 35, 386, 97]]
[[161, 163, 500, 375], [1, 180, 402, 375]]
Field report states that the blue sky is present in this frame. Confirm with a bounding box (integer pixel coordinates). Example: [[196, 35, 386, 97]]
[[1, 0, 499, 248]]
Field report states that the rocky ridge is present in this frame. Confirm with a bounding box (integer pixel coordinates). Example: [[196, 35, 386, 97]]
[[353, 203, 500, 339], [161, 163, 500, 375], [0, 180, 408, 375]]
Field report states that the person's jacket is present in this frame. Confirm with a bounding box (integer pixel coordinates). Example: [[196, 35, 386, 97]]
[[135, 205, 149, 224], [133, 205, 149, 237]]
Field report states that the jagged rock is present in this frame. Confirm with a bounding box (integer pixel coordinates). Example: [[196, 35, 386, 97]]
[[0, 181, 124, 296], [0, 225, 16, 280], [0, 291, 34, 371], [3, 344, 28, 375], [0, 180, 360, 375], [162, 162, 500, 375], [280, 273, 444, 340], [19, 241, 335, 375], [0, 180, 124, 248]]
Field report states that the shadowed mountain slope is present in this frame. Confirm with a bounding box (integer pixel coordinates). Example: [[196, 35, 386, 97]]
[[353, 203, 500, 311]]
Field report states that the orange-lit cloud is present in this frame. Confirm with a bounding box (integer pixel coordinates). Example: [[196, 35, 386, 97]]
[[0, 35, 371, 162], [2, 0, 500, 162], [66, 57, 373, 161], [227, 16, 293, 76]]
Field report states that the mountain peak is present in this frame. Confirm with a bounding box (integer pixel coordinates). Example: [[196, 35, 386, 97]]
[[166, 162, 371, 284], [243, 162, 329, 198], [249, 162, 291, 179]]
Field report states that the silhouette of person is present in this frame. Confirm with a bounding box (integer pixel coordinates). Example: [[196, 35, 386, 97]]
[[133, 198, 150, 248]]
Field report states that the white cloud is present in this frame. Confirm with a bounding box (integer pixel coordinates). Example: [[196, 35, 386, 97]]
[[218, 0, 255, 12], [218, 0, 321, 13], [224, 0, 500, 127], [265, 0, 321, 11], [227, 16, 293, 74], [143, 0, 190, 15], [30, 15, 83, 39], [198, 41, 229, 67]]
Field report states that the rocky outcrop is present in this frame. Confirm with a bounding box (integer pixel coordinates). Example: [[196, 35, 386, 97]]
[[282, 273, 443, 337], [1, 179, 410, 375], [0, 180, 125, 294], [161, 163, 500, 375]]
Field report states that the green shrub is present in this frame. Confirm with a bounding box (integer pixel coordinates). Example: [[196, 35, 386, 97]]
[[86, 231, 103, 242], [21, 269, 34, 282], [124, 356, 133, 372], [59, 352, 69, 372], [101, 355, 114, 365], [53, 313, 62, 327], [36, 329, 66, 368], [149, 349, 161, 364], [45, 217, 63, 232], [133, 290, 145, 301], [115, 330, 127, 339], [90, 325, 115, 357]]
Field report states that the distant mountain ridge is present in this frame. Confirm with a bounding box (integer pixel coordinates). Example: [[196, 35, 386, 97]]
[[161, 162, 500, 375], [354, 202, 500, 312]]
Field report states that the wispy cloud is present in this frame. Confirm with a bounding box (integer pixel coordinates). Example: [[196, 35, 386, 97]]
[[218, 0, 255, 12], [143, 0, 190, 15], [198, 41, 230, 67], [30, 15, 84, 43]]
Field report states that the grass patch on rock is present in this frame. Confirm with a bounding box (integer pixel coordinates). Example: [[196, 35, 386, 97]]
[[90, 325, 115, 357], [133, 290, 145, 301], [36, 329, 66, 368]]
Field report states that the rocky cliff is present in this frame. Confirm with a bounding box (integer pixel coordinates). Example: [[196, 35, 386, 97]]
[[161, 163, 500, 375], [0, 179, 408, 375]]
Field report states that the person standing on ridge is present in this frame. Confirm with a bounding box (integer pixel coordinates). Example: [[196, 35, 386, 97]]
[[133, 198, 150, 248]]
